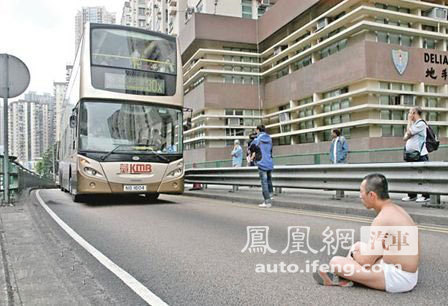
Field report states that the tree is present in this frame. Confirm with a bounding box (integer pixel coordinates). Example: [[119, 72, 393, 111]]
[[39, 144, 56, 179], [35, 160, 44, 176]]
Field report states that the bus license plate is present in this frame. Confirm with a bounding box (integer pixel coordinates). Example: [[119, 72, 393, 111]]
[[123, 185, 147, 192]]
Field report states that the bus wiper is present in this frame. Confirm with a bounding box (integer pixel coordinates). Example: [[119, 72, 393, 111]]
[[101, 144, 129, 161], [101, 144, 171, 162], [133, 144, 170, 162]]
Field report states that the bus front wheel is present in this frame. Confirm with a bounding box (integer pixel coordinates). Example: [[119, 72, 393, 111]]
[[72, 194, 87, 203], [145, 193, 159, 201]]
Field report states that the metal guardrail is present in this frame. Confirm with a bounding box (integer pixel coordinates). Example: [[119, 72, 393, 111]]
[[185, 144, 448, 169], [185, 162, 448, 205], [1, 158, 56, 204], [13, 161, 56, 191]]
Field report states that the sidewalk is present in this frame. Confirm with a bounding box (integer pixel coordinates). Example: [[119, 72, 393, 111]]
[[0, 192, 112, 305], [183, 185, 448, 227]]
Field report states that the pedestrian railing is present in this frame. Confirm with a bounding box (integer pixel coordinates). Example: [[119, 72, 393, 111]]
[[185, 162, 448, 206]]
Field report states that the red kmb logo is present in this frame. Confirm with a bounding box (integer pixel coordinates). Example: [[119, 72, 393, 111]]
[[120, 164, 152, 174]]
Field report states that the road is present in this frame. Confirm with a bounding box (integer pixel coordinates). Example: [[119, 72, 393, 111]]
[[32, 189, 448, 305]]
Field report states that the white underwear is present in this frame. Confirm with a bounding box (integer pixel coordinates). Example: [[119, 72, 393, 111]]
[[380, 259, 418, 293]]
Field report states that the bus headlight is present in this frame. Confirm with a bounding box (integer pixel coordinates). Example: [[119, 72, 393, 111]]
[[167, 168, 183, 178], [83, 166, 104, 178], [79, 157, 104, 178]]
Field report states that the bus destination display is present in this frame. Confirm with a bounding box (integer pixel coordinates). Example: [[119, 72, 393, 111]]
[[105, 73, 165, 95]]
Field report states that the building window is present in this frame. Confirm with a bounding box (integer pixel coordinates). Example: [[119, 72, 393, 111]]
[[379, 82, 414, 92], [423, 38, 436, 49], [292, 55, 311, 71], [299, 120, 314, 130], [226, 128, 245, 136], [376, 32, 412, 47], [381, 110, 405, 120], [382, 125, 405, 137], [226, 117, 243, 126], [299, 133, 314, 144], [427, 112, 439, 121], [276, 135, 291, 146], [319, 39, 347, 60], [425, 97, 438, 108], [225, 109, 244, 116], [242, 0, 252, 19], [138, 8, 145, 15], [423, 25, 437, 32]]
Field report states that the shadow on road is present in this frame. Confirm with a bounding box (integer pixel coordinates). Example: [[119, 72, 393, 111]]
[[77, 194, 179, 207]]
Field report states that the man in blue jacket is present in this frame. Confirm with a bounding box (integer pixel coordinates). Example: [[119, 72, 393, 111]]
[[329, 129, 348, 164], [250, 125, 274, 208]]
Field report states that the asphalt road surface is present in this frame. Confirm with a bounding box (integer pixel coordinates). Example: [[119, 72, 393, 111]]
[[32, 189, 448, 305]]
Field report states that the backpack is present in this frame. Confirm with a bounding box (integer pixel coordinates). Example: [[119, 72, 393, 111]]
[[422, 120, 440, 153], [249, 142, 262, 162]]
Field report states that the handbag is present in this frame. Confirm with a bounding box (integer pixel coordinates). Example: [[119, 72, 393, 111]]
[[403, 149, 421, 162], [403, 141, 425, 162]]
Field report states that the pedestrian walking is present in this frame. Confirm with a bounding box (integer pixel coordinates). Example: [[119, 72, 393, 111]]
[[402, 107, 429, 203], [231, 140, 243, 167], [250, 125, 274, 208]]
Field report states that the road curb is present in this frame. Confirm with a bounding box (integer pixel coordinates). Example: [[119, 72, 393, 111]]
[[183, 191, 448, 227]]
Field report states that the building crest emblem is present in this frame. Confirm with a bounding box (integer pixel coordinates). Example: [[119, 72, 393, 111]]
[[392, 49, 408, 75]]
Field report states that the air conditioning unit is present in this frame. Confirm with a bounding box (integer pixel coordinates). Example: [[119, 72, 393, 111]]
[[273, 46, 282, 56], [258, 0, 270, 7], [426, 7, 448, 20], [273, 45, 287, 56], [279, 113, 290, 123], [316, 17, 330, 31]]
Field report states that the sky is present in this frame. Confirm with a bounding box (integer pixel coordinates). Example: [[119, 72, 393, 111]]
[[0, 0, 125, 98]]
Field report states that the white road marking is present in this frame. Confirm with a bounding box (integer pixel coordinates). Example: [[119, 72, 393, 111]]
[[35, 190, 168, 306]]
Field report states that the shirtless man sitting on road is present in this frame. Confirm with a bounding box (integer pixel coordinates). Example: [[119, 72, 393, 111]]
[[314, 173, 419, 293]]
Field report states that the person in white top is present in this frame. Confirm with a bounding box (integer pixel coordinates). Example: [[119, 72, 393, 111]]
[[402, 107, 429, 203]]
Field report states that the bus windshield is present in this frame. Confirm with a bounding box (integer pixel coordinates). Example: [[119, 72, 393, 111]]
[[91, 28, 176, 74], [79, 101, 182, 154]]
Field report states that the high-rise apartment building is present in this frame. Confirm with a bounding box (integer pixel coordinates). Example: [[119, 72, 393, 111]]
[[121, 0, 150, 29], [53, 65, 72, 143], [0, 105, 3, 153], [120, 0, 274, 37], [53, 81, 67, 143], [121, 0, 176, 35], [8, 92, 55, 166], [75, 7, 116, 52], [180, 0, 447, 165]]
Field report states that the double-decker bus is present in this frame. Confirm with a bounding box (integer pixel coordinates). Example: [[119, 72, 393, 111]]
[[58, 23, 184, 202]]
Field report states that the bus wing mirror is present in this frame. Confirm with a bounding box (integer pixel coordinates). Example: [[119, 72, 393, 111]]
[[69, 115, 77, 128]]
